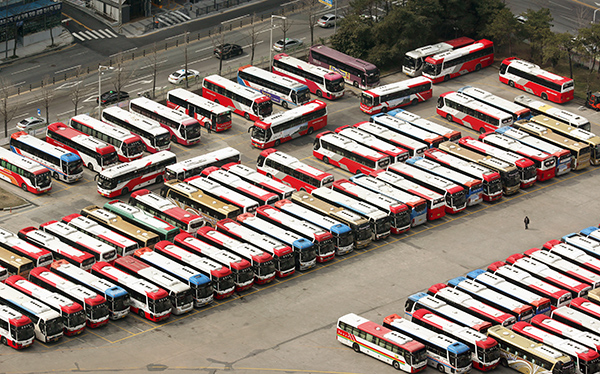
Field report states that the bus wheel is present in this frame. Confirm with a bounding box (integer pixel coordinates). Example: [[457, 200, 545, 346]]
[[446, 114, 453, 122], [156, 176, 163, 184], [275, 140, 281, 147], [87, 163, 94, 172], [266, 173, 272, 178], [353, 81, 359, 88], [509, 80, 515, 87], [393, 361, 401, 370], [501, 359, 508, 368], [171, 135, 177, 143], [323, 156, 329, 164], [21, 183, 27, 192], [541, 93, 548, 101], [53, 172, 59, 180], [282, 101, 288, 109], [138, 309, 145, 319], [437, 364, 445, 373], [122, 187, 129, 196], [316, 90, 323, 98], [475, 64, 482, 71], [411, 99, 418, 106], [443, 75, 450, 82], [479, 127, 487, 134], [352, 343, 360, 353], [244, 112, 251, 120], [214, 99, 219, 104], [307, 127, 314, 135], [381, 107, 387, 113], [1, 336, 6, 345]]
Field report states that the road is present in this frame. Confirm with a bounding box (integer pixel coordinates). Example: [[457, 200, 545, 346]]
[[506, 0, 599, 33]]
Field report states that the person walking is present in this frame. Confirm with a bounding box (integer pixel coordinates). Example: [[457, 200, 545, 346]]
[[524, 216, 530, 230]]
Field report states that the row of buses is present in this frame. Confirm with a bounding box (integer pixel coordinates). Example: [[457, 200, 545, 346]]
[[338, 225, 600, 373]]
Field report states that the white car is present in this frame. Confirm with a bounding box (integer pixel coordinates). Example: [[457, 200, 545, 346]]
[[17, 116, 46, 131], [273, 38, 303, 52], [168, 69, 200, 84], [317, 14, 341, 28]]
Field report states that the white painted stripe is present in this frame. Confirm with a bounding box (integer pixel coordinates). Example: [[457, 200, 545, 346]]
[[96, 29, 111, 38], [88, 30, 104, 39], [158, 17, 172, 26], [72, 33, 86, 41], [104, 29, 118, 38], [77, 32, 92, 40], [174, 10, 190, 20], [167, 13, 183, 22], [85, 31, 99, 39]]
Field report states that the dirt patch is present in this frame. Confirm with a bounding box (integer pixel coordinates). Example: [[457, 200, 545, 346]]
[[0, 186, 29, 210]]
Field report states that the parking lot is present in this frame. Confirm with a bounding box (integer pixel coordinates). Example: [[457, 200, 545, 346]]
[[1, 64, 600, 373]]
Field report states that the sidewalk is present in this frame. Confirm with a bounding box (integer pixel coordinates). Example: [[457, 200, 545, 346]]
[[0, 26, 74, 65]]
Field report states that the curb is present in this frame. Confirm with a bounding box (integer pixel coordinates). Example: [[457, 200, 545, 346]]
[[1, 202, 32, 212]]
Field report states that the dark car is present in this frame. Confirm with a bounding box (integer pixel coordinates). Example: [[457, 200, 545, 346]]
[[97, 90, 129, 105], [214, 44, 243, 60]]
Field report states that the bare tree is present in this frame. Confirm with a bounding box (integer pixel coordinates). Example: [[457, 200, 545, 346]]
[[39, 75, 54, 125], [245, 13, 262, 65], [148, 42, 160, 98], [279, 17, 294, 52], [184, 31, 190, 89], [70, 66, 84, 116], [301, 0, 321, 46], [0, 77, 18, 138], [211, 28, 226, 75], [111, 52, 136, 102]]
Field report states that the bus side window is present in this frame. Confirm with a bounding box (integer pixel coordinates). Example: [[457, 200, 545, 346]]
[[257, 155, 265, 166], [404, 299, 415, 312]]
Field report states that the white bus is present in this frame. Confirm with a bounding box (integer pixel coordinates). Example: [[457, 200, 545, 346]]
[[184, 175, 259, 214], [202, 168, 278, 206], [334, 125, 409, 163], [222, 163, 294, 200], [0, 146, 52, 194], [165, 147, 241, 181], [40, 220, 117, 263], [353, 121, 429, 157], [388, 109, 462, 142], [514, 95, 590, 131], [458, 85, 531, 121], [0, 304, 35, 349], [166, 88, 233, 132], [237, 65, 311, 108]]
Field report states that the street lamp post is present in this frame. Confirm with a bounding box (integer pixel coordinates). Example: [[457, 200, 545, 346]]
[[269, 15, 286, 70], [98, 65, 114, 118], [594, 2, 600, 23]]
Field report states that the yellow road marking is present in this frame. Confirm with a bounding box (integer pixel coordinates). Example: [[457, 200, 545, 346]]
[[61, 14, 93, 32]]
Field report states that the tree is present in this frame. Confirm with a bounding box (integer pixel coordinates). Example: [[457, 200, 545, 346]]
[[148, 42, 160, 98], [330, 15, 376, 60], [301, 0, 321, 47], [39, 75, 54, 125], [245, 13, 261, 65], [70, 66, 85, 116], [483, 7, 520, 55], [278, 17, 294, 52], [111, 52, 135, 101], [576, 22, 600, 92], [0, 76, 18, 138], [542, 32, 573, 72], [521, 8, 554, 64]]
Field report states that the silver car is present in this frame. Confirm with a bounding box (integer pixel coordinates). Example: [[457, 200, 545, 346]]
[[273, 38, 303, 52], [317, 14, 341, 28], [17, 116, 46, 131]]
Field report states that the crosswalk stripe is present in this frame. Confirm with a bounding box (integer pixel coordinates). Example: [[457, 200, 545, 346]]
[[89, 30, 104, 39], [165, 13, 180, 22], [104, 29, 118, 38], [78, 32, 93, 40], [174, 10, 191, 20], [85, 30, 99, 39], [95, 29, 111, 38], [72, 33, 86, 41], [158, 17, 172, 26]]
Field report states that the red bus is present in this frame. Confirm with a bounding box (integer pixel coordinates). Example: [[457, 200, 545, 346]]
[[0, 304, 35, 349], [166, 88, 233, 132], [531, 315, 600, 353], [0, 146, 51, 194], [423, 39, 494, 84], [256, 148, 334, 192], [523, 248, 600, 290], [436, 91, 513, 134], [499, 57, 574, 104], [221, 162, 295, 200], [359, 77, 433, 115], [201, 167, 278, 206], [334, 125, 409, 163], [202, 74, 272, 121], [543, 240, 600, 276], [571, 298, 600, 320], [402, 37, 475, 77], [0, 227, 53, 268], [353, 121, 428, 157]]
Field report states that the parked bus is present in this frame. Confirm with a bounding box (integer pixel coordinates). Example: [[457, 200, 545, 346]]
[[50, 260, 130, 320], [91, 261, 171, 322], [237, 65, 311, 108], [254, 205, 335, 263], [272, 53, 345, 100], [18, 227, 94, 271], [0, 304, 35, 349], [0, 282, 63, 342], [487, 325, 575, 374], [423, 39, 494, 84], [202, 167, 278, 206], [334, 125, 409, 163], [523, 248, 600, 290], [103, 200, 180, 242], [406, 156, 483, 207], [222, 163, 295, 200], [383, 314, 472, 374], [359, 77, 432, 114], [500, 57, 574, 103], [184, 176, 259, 214], [196, 226, 276, 283], [543, 240, 600, 276], [235, 213, 317, 271], [173, 232, 254, 292], [129, 97, 202, 146], [515, 96, 590, 131], [458, 137, 538, 189], [160, 180, 240, 227], [96, 150, 177, 198], [371, 113, 444, 148], [309, 44, 380, 89], [164, 147, 240, 181], [101, 106, 171, 153], [249, 99, 328, 149], [466, 269, 552, 317], [202, 74, 272, 121], [5, 274, 85, 336], [46, 122, 118, 172], [154, 241, 235, 299], [10, 131, 82, 183], [352, 121, 428, 157], [0, 246, 33, 279], [388, 109, 461, 142], [336, 313, 428, 372], [81, 205, 160, 249], [457, 85, 532, 121], [402, 37, 475, 77], [69, 114, 144, 162], [0, 227, 53, 268], [216, 219, 296, 277], [436, 91, 513, 134], [129, 189, 204, 234], [532, 314, 600, 353], [0, 147, 51, 194], [512, 119, 590, 170], [0, 266, 5, 282], [290, 190, 371, 250], [256, 149, 334, 192], [40, 220, 117, 264], [573, 230, 600, 257], [410, 309, 501, 371], [571, 298, 600, 320], [29, 267, 110, 328], [166, 88, 233, 132], [552, 306, 600, 336], [423, 148, 502, 202], [332, 179, 410, 234]]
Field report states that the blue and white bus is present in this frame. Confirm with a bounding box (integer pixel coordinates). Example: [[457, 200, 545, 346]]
[[564, 231, 600, 259], [10, 132, 83, 183], [238, 65, 311, 109]]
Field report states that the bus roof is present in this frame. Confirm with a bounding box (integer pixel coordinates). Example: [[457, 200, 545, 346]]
[[167, 88, 231, 115], [48, 122, 116, 155], [254, 100, 327, 130], [273, 53, 344, 80], [364, 77, 432, 97], [204, 74, 271, 100], [310, 44, 378, 72], [263, 150, 332, 179], [426, 39, 493, 64], [317, 131, 390, 161], [503, 58, 573, 85], [100, 151, 176, 179], [238, 65, 308, 90]]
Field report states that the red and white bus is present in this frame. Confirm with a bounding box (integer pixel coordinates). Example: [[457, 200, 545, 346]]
[[91, 261, 171, 322], [69, 114, 144, 162], [551, 306, 600, 336], [571, 298, 600, 320], [0, 147, 51, 194], [314, 131, 392, 175], [5, 275, 86, 336], [353, 121, 428, 157], [173, 232, 254, 292], [129, 97, 202, 146], [97, 151, 177, 198], [524, 248, 600, 290], [29, 267, 110, 328], [129, 189, 204, 234], [371, 113, 444, 149], [532, 315, 600, 353], [165, 147, 240, 182], [18, 227, 95, 271], [370, 169, 446, 221], [457, 85, 531, 122], [272, 53, 345, 100], [201, 167, 278, 206], [46, 122, 119, 172], [410, 309, 501, 371], [334, 125, 409, 163], [543, 240, 600, 276], [423, 148, 503, 202], [423, 39, 494, 84], [101, 106, 171, 153], [216, 219, 296, 277], [332, 179, 410, 234], [202, 74, 272, 121], [237, 64, 311, 108], [458, 137, 538, 189], [388, 109, 462, 142], [359, 77, 433, 114], [221, 162, 295, 200], [249, 99, 327, 149], [256, 149, 334, 192], [563, 232, 600, 260], [0, 227, 53, 268], [154, 240, 235, 299], [437, 91, 513, 134], [0, 304, 35, 349], [499, 57, 574, 104], [403, 37, 475, 77], [166, 88, 232, 132], [184, 175, 259, 214], [479, 132, 557, 182]]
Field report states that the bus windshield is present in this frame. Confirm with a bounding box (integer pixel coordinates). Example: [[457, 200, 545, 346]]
[[451, 351, 472, 369], [13, 323, 35, 341], [124, 142, 144, 157], [424, 62, 441, 76], [294, 88, 311, 104], [410, 349, 427, 366], [357, 222, 371, 241], [64, 159, 83, 175], [326, 77, 345, 93], [260, 261, 276, 277], [583, 357, 600, 374], [338, 232, 354, 248], [35, 172, 52, 188], [177, 290, 194, 306], [556, 360, 575, 374], [251, 127, 269, 142], [67, 310, 86, 328], [150, 296, 172, 314], [404, 55, 419, 71], [155, 133, 171, 148], [91, 303, 109, 320], [256, 101, 272, 118], [44, 317, 63, 336], [360, 94, 374, 107], [377, 217, 391, 234], [182, 123, 201, 140], [482, 345, 500, 363], [98, 175, 116, 190], [447, 190, 466, 208], [101, 152, 119, 168], [112, 294, 130, 311], [366, 69, 380, 84], [216, 112, 232, 125]]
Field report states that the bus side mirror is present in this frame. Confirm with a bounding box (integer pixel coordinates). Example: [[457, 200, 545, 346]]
[[248, 126, 253, 133]]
